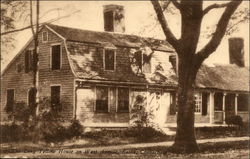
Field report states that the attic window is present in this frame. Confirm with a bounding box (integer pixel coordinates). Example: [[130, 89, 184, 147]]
[[42, 31, 48, 42], [51, 45, 61, 70], [104, 49, 115, 70], [25, 50, 33, 73], [104, 11, 114, 32]]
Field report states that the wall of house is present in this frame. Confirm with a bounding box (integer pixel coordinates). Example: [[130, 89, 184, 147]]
[[0, 27, 75, 122], [1, 42, 34, 122], [75, 83, 173, 127]]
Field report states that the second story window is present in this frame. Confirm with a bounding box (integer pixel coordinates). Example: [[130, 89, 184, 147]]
[[104, 49, 115, 70], [134, 51, 151, 73], [42, 31, 48, 42], [51, 45, 61, 70], [25, 50, 33, 73]]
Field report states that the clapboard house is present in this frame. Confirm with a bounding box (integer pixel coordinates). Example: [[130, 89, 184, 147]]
[[1, 4, 249, 127]]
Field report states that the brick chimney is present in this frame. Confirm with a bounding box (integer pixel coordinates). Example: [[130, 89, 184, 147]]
[[103, 4, 125, 33], [228, 38, 245, 67]]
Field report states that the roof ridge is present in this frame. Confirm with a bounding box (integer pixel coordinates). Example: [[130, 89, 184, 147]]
[[46, 23, 166, 41]]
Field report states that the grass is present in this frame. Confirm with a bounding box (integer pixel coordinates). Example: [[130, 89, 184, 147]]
[[1, 140, 249, 159]]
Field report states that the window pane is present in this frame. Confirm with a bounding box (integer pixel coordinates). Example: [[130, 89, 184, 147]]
[[143, 54, 151, 73], [118, 88, 129, 112], [51, 86, 61, 111], [96, 86, 108, 112], [42, 32, 48, 42], [194, 93, 202, 113], [105, 50, 115, 70], [104, 11, 114, 32], [52, 45, 61, 70], [6, 89, 14, 112]]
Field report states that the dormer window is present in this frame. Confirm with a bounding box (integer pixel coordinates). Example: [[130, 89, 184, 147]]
[[104, 49, 115, 70], [51, 45, 61, 70], [134, 51, 151, 73], [42, 31, 48, 42]]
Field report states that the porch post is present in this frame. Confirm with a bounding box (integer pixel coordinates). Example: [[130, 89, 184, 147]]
[[223, 92, 226, 124], [209, 92, 215, 124], [235, 94, 238, 115]]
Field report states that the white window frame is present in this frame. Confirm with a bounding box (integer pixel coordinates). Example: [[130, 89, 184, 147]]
[[194, 92, 202, 114], [42, 31, 48, 43], [50, 43, 62, 70], [103, 49, 116, 71]]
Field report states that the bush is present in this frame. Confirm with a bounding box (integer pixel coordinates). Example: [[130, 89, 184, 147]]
[[225, 115, 243, 128], [0, 124, 27, 143], [67, 119, 83, 138], [130, 95, 155, 128]]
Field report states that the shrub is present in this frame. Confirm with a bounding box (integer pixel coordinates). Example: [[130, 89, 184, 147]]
[[67, 119, 83, 138], [130, 95, 155, 128], [0, 124, 27, 143], [225, 115, 243, 128]]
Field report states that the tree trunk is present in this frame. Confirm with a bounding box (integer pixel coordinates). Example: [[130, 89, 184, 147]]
[[170, 55, 201, 153]]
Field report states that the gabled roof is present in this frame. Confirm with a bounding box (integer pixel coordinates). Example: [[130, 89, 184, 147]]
[[47, 24, 174, 52], [196, 64, 249, 92]]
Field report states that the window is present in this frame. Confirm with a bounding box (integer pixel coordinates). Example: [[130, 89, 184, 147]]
[[5, 89, 14, 112], [51, 45, 61, 70], [96, 86, 108, 112], [104, 11, 114, 32], [134, 51, 151, 73], [25, 50, 33, 73], [104, 49, 115, 70], [42, 31, 48, 42], [117, 88, 129, 112], [16, 63, 22, 73], [51, 86, 61, 111], [169, 92, 177, 115], [238, 94, 249, 111], [194, 93, 202, 113]]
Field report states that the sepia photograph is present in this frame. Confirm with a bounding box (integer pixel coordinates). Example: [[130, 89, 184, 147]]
[[0, 0, 249, 158]]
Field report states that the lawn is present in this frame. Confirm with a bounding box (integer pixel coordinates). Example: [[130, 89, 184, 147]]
[[1, 140, 249, 159]]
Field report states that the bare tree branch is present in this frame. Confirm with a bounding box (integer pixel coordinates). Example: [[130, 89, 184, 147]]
[[150, 0, 180, 53], [170, 0, 181, 10], [1, 10, 81, 36], [203, 2, 232, 16], [30, 0, 35, 36], [196, 0, 243, 62], [40, 8, 63, 19]]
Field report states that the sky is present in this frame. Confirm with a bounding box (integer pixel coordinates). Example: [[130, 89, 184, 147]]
[[1, 1, 249, 71]]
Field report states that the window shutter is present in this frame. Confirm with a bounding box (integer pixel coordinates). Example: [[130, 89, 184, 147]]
[[25, 51, 30, 73], [202, 93, 208, 115]]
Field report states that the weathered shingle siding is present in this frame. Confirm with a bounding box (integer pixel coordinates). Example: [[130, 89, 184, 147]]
[[38, 27, 75, 120], [1, 42, 34, 121], [1, 27, 75, 122]]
